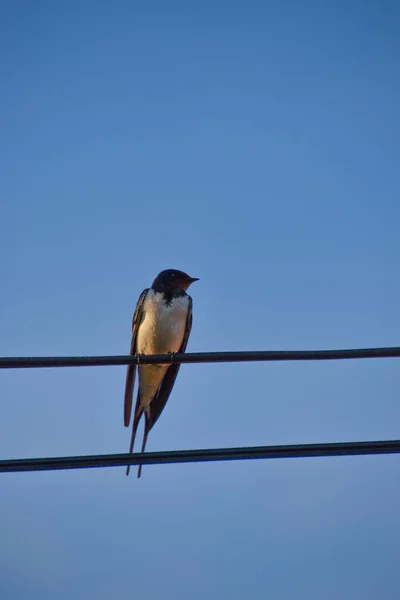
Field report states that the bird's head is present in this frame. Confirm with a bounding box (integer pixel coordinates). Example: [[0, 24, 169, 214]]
[[152, 269, 199, 291]]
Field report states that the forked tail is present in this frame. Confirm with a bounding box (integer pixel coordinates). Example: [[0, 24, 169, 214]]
[[137, 414, 150, 478], [126, 409, 142, 476]]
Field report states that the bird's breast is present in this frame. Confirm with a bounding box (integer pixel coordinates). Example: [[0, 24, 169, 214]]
[[136, 290, 189, 355]]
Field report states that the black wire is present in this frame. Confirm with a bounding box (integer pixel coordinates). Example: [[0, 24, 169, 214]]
[[1, 440, 399, 473], [1, 347, 400, 369], [1, 349, 399, 474]]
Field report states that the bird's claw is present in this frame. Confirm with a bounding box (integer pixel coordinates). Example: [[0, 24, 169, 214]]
[[136, 352, 146, 365]]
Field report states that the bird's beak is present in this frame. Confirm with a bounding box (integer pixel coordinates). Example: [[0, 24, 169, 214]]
[[188, 277, 199, 283]]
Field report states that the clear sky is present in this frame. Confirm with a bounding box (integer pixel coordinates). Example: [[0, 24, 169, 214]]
[[1, 1, 400, 598]]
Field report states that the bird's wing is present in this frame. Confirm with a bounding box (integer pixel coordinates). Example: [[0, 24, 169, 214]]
[[123, 288, 149, 427], [148, 295, 193, 431]]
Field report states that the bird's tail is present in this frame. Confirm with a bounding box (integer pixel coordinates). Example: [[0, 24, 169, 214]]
[[126, 408, 142, 476], [137, 414, 150, 479]]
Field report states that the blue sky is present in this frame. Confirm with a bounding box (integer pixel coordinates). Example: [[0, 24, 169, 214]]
[[1, 1, 400, 598]]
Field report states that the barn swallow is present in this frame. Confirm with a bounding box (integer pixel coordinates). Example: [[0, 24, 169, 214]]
[[124, 269, 199, 477]]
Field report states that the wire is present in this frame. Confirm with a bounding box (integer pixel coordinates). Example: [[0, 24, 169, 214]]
[[1, 348, 398, 475], [1, 440, 399, 473], [1, 346, 400, 369]]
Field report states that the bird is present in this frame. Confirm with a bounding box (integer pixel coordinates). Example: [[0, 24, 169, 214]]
[[124, 269, 199, 477]]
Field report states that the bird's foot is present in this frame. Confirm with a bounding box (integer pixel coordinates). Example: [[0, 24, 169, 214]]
[[167, 351, 176, 364], [135, 352, 146, 365]]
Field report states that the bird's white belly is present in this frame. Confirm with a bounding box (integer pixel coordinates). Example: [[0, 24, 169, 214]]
[[136, 291, 189, 407], [136, 291, 189, 355]]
